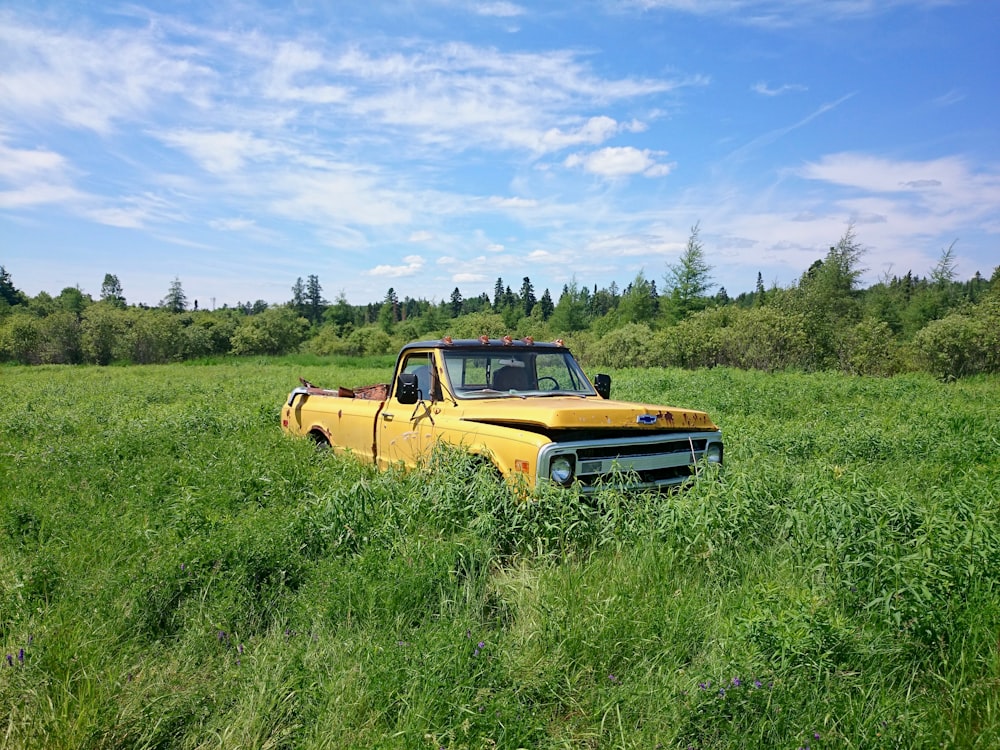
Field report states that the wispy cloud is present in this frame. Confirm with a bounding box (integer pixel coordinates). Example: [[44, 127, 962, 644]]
[[475, 2, 526, 17], [751, 81, 808, 96], [629, 0, 956, 25], [0, 17, 212, 134], [725, 92, 856, 162]]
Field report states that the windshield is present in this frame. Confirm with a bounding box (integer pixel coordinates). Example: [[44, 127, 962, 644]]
[[441, 348, 596, 398]]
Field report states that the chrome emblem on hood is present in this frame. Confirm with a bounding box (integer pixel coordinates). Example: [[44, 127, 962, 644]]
[[636, 414, 657, 425]]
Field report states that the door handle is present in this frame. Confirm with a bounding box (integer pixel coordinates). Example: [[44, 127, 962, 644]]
[[382, 412, 394, 421]]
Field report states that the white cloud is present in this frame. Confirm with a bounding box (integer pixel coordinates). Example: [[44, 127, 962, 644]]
[[369, 254, 425, 277], [564, 147, 673, 178], [0, 183, 82, 208], [409, 230, 434, 242], [368, 255, 424, 279], [798, 153, 982, 199], [0, 141, 67, 179], [264, 42, 350, 103], [209, 218, 257, 231], [475, 2, 526, 17], [329, 43, 697, 154], [538, 116, 621, 151], [629, 0, 953, 25], [0, 18, 211, 134], [157, 130, 284, 174], [751, 81, 808, 96], [487, 196, 539, 209]]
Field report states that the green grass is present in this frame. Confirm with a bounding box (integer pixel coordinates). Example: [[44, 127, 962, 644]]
[[1, 361, 998, 748]]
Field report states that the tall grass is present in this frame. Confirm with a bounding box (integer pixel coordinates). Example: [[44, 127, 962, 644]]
[[1, 361, 998, 748]]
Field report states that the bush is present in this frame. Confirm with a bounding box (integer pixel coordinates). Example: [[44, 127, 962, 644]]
[[590, 323, 656, 368], [230, 307, 310, 356], [912, 313, 990, 379], [0, 312, 43, 364], [655, 307, 730, 368], [842, 318, 904, 376], [718, 306, 810, 372], [341, 326, 394, 356]]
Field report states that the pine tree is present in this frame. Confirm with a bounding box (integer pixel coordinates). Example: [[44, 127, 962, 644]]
[[161, 277, 187, 313], [0, 266, 27, 308], [291, 277, 307, 317], [306, 275, 325, 325], [449, 287, 463, 318], [663, 222, 713, 321], [519, 277, 536, 317], [538, 289, 554, 320]]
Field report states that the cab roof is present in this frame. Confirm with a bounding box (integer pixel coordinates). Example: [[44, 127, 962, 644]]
[[400, 337, 569, 353]]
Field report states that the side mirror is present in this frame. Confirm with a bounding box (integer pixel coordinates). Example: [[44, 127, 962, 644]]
[[594, 373, 611, 399], [396, 372, 419, 405]]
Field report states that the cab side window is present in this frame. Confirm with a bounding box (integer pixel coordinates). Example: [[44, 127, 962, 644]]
[[401, 353, 436, 401]]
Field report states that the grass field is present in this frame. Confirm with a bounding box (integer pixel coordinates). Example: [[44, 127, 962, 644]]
[[1, 358, 998, 749]]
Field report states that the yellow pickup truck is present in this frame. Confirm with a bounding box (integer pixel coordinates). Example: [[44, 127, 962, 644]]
[[281, 337, 723, 494]]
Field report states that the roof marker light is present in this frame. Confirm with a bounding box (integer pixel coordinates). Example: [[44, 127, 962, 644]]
[[479, 335, 490, 345], [502, 335, 513, 346], [523, 336, 534, 345]]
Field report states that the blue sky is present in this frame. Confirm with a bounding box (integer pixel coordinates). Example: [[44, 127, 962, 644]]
[[2, 0, 998, 309]]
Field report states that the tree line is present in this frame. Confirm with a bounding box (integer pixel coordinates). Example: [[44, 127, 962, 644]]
[[2, 226, 998, 379]]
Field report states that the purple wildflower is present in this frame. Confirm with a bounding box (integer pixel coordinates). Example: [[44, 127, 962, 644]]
[[753, 679, 762, 688], [478, 641, 485, 650], [238, 643, 244, 655], [5, 654, 12, 666], [18, 649, 24, 664], [732, 677, 741, 687], [814, 732, 821, 740], [608, 674, 619, 683]]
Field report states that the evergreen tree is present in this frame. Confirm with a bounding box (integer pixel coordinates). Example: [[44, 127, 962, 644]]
[[618, 272, 656, 324], [519, 277, 536, 317], [449, 287, 463, 318], [538, 289, 554, 321], [931, 241, 958, 287], [663, 222, 713, 321], [551, 280, 590, 331], [782, 224, 866, 368], [290, 277, 307, 317], [493, 277, 505, 309], [0, 266, 27, 309], [161, 277, 187, 313], [306, 275, 325, 325]]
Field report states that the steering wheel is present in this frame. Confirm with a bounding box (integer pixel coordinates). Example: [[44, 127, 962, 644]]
[[538, 376, 559, 391]]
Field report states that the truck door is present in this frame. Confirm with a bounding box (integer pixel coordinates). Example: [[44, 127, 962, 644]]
[[377, 351, 438, 470]]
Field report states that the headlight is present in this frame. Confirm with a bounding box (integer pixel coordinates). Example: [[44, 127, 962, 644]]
[[705, 443, 723, 465], [549, 455, 575, 485]]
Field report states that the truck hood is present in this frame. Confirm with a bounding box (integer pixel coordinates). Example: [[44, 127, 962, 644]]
[[455, 396, 719, 432]]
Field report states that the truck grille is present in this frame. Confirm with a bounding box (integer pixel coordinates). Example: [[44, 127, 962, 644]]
[[538, 433, 721, 492]]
